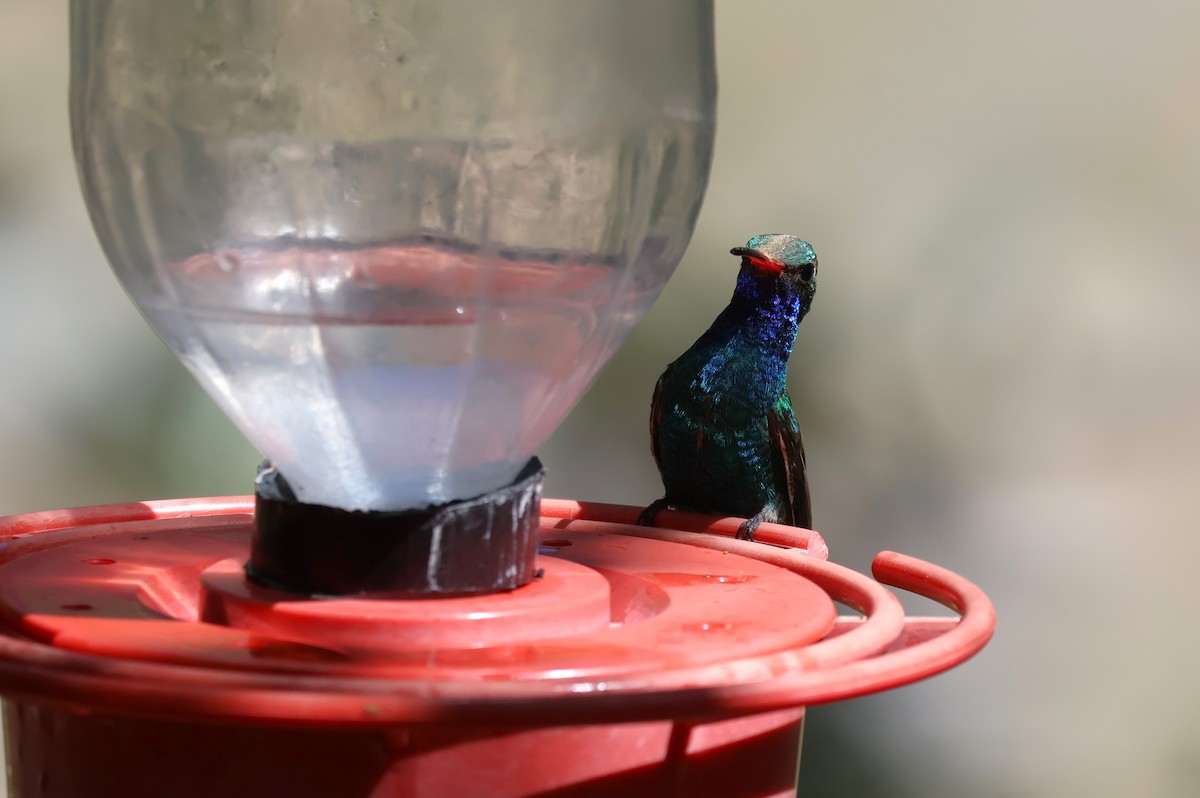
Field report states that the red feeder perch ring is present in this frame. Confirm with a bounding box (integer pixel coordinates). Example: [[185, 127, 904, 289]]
[[0, 498, 994, 798]]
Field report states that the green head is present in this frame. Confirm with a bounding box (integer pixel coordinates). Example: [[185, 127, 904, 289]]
[[730, 234, 818, 310]]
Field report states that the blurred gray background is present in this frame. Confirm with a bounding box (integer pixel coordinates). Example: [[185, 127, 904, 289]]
[[3, 1, 1198, 796]]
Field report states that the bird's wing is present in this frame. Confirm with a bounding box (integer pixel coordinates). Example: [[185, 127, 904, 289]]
[[648, 369, 668, 471], [767, 393, 812, 529]]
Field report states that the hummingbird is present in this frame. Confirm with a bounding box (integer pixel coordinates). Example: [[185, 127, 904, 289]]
[[638, 234, 818, 540]]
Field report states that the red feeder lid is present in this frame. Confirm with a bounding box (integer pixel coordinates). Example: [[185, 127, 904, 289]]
[[0, 498, 993, 727]]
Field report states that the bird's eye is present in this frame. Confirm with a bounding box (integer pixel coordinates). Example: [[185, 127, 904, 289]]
[[799, 264, 816, 282]]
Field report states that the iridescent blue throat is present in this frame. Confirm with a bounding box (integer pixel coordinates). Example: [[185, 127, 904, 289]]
[[724, 266, 808, 361]]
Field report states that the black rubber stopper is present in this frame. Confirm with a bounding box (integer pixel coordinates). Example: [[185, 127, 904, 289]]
[[247, 458, 545, 597]]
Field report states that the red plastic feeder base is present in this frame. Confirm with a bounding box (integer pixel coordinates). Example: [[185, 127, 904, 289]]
[[0, 498, 994, 798]]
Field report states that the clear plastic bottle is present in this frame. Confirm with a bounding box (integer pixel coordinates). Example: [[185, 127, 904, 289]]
[[71, 0, 716, 510]]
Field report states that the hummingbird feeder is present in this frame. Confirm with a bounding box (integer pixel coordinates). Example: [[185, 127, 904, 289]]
[[0, 2, 994, 796]]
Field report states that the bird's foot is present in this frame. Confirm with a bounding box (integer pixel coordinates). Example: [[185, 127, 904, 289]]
[[736, 507, 777, 542], [637, 498, 672, 527], [735, 519, 758, 541]]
